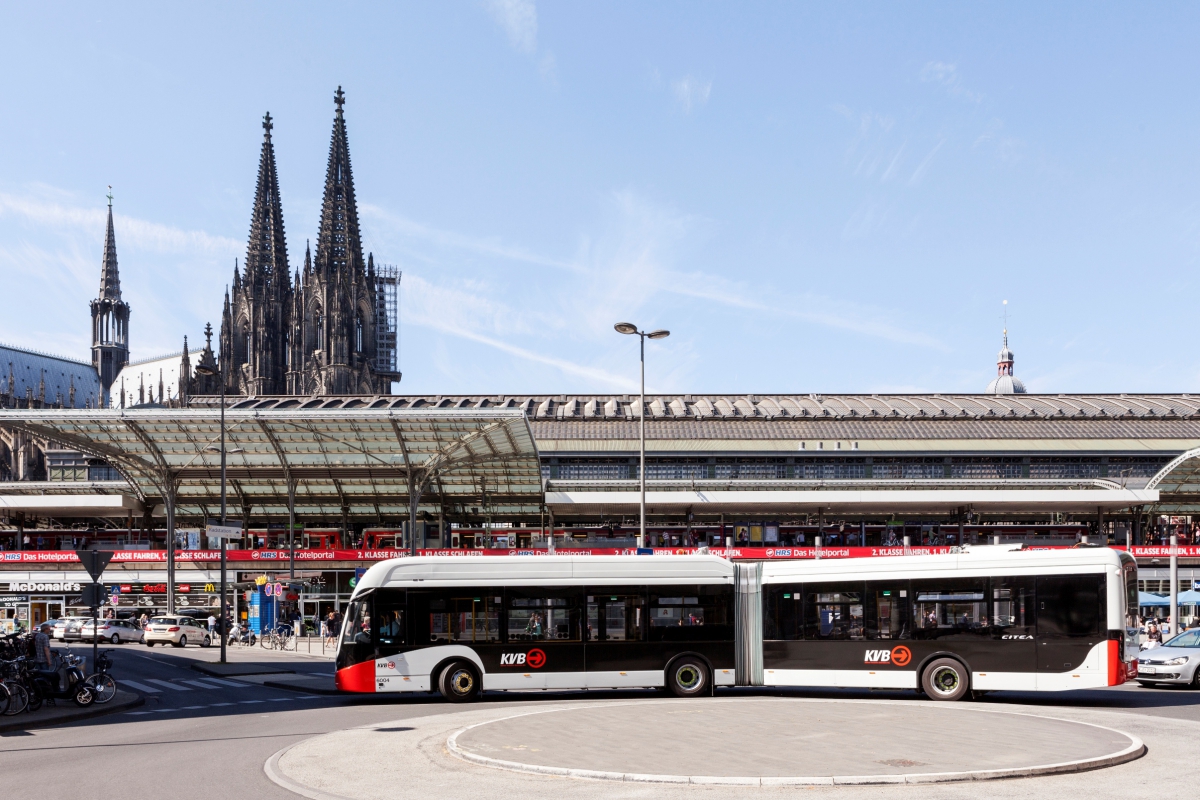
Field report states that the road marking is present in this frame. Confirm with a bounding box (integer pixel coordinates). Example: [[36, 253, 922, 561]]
[[120, 680, 162, 694], [194, 677, 250, 688], [126, 710, 153, 715], [179, 680, 227, 690], [123, 696, 324, 717], [145, 679, 190, 691], [180, 705, 206, 710], [238, 699, 265, 704]]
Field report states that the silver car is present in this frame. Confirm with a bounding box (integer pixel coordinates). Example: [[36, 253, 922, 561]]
[[80, 618, 145, 644], [1137, 629, 1200, 687]]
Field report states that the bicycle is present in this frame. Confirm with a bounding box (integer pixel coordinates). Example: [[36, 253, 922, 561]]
[[83, 649, 117, 704]]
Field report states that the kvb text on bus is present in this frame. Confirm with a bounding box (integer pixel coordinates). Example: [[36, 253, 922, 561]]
[[334, 546, 1138, 702]]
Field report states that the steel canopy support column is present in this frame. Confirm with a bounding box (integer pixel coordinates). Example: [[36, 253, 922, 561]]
[[288, 479, 296, 580], [1171, 533, 1179, 635], [408, 474, 423, 557], [165, 483, 176, 614]]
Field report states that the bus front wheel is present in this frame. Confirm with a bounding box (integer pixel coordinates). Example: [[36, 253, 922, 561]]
[[439, 661, 480, 703], [921, 658, 969, 702], [667, 657, 710, 698]]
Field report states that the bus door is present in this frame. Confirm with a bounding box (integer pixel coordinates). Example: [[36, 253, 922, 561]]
[[1035, 575, 1103, 674], [988, 577, 1037, 675], [503, 588, 584, 687], [585, 587, 652, 686]]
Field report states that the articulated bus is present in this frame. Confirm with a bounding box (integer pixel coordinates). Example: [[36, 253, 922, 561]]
[[335, 546, 1138, 702]]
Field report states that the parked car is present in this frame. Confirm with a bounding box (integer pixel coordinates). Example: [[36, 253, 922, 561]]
[[47, 619, 66, 639], [1138, 629, 1200, 688], [60, 617, 92, 642], [80, 618, 145, 644], [143, 616, 211, 648]]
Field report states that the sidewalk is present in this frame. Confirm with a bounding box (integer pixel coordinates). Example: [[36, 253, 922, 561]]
[[0, 689, 143, 734]]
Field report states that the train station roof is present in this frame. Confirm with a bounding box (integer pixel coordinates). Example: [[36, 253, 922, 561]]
[[1145, 447, 1200, 514], [0, 407, 543, 523]]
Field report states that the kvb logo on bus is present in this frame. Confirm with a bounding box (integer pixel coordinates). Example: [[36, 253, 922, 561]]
[[863, 645, 912, 666], [499, 648, 547, 668]]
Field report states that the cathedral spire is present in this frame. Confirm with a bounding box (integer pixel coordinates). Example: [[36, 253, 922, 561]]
[[98, 187, 122, 301], [313, 86, 365, 280], [245, 112, 290, 294]]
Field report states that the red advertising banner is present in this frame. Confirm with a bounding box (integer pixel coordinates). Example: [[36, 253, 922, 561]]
[[1, 544, 1195, 565]]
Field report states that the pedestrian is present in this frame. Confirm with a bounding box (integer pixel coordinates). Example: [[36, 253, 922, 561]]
[[330, 609, 343, 643], [207, 612, 216, 635], [33, 622, 55, 669]]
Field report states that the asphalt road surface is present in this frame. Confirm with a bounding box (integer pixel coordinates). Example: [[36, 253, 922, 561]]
[[4, 644, 1200, 800]]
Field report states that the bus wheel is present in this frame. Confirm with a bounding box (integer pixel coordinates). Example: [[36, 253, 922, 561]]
[[668, 657, 709, 698], [439, 661, 480, 703], [921, 658, 969, 701]]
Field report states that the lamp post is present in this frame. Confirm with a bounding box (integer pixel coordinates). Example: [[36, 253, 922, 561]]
[[195, 364, 241, 664], [614, 323, 670, 550]]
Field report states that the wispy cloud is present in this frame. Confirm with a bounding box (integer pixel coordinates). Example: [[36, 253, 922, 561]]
[[484, 0, 538, 54], [920, 61, 982, 103], [909, 138, 946, 185], [672, 76, 712, 113], [0, 192, 241, 255]]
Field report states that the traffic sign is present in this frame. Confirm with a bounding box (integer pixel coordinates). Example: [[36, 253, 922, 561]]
[[81, 583, 109, 607], [75, 550, 114, 582], [206, 523, 243, 540]]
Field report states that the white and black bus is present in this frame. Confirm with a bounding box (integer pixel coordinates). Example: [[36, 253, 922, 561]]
[[335, 545, 1138, 702]]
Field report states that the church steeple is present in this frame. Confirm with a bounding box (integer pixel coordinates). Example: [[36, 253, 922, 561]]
[[245, 112, 290, 295], [313, 86, 365, 280], [90, 187, 131, 403]]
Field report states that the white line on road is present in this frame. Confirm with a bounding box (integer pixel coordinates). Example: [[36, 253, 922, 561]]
[[120, 680, 162, 693], [179, 680, 227, 690], [193, 677, 250, 688], [145, 679, 190, 691], [238, 699, 265, 704]]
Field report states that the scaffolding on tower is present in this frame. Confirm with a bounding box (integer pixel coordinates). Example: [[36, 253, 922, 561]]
[[374, 264, 401, 384]]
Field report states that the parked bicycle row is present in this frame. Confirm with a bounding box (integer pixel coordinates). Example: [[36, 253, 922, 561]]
[[0, 627, 117, 714]]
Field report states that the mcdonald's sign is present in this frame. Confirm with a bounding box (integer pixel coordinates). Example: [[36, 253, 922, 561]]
[[204, 583, 216, 593]]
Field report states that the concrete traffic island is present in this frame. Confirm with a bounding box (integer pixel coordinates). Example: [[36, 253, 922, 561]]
[[446, 698, 1142, 785], [266, 696, 1159, 798]]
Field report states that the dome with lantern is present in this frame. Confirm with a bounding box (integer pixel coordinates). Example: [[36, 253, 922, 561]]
[[985, 329, 1026, 394]]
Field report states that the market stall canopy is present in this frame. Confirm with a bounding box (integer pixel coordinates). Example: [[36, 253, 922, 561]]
[[0, 407, 543, 523], [1139, 592, 1170, 607]]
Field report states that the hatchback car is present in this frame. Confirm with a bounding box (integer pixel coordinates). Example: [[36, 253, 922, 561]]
[[1138, 629, 1200, 687], [60, 617, 92, 642], [81, 618, 145, 644], [143, 616, 211, 647]]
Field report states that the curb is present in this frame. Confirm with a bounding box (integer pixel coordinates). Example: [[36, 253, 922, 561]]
[[0, 691, 144, 734], [444, 700, 1148, 786], [265, 741, 357, 800]]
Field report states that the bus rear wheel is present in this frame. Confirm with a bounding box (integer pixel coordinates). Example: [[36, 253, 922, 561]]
[[921, 658, 969, 702], [667, 657, 709, 698], [439, 661, 480, 703]]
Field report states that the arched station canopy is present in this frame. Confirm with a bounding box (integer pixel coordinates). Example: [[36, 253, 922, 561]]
[[0, 407, 543, 523], [1145, 447, 1200, 514]]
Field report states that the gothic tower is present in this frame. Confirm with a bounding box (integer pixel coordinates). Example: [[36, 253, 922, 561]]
[[288, 87, 386, 395], [90, 190, 130, 403], [219, 112, 293, 395]]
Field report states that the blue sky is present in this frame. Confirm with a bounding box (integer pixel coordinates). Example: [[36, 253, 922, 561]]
[[2, 3, 1199, 395]]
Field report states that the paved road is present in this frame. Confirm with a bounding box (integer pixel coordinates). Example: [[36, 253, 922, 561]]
[[3, 645, 1199, 800]]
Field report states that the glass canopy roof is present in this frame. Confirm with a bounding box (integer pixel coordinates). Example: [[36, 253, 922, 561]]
[[0, 408, 544, 523]]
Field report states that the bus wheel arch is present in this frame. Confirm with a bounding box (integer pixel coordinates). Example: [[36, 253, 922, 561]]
[[920, 655, 971, 702], [665, 652, 713, 698]]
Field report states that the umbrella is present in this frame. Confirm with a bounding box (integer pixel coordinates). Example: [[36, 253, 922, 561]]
[[1176, 589, 1200, 605], [1139, 592, 1169, 606]]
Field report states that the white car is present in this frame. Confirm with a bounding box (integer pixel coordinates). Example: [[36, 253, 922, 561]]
[[144, 616, 211, 648], [80, 618, 145, 644], [53, 617, 90, 641]]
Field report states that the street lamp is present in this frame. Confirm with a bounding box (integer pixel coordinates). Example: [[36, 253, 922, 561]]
[[194, 363, 240, 664], [614, 322, 670, 549]]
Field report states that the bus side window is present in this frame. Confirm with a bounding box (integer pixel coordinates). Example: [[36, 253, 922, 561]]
[[508, 592, 579, 642], [991, 577, 1035, 637], [1036, 575, 1103, 637], [803, 584, 864, 641], [911, 578, 988, 639], [375, 589, 406, 647], [864, 583, 909, 640], [649, 585, 733, 642], [343, 598, 371, 646], [586, 590, 645, 642], [763, 584, 803, 640]]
